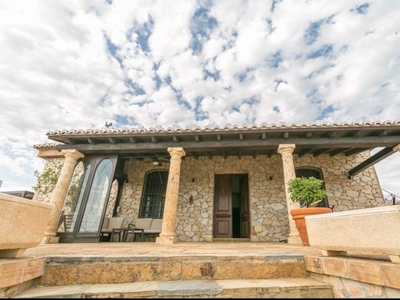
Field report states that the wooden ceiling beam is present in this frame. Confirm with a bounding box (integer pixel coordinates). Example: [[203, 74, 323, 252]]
[[298, 148, 311, 157], [330, 148, 350, 156], [55, 136, 400, 152], [348, 147, 396, 179], [253, 150, 259, 158], [313, 148, 330, 157], [345, 148, 370, 156]]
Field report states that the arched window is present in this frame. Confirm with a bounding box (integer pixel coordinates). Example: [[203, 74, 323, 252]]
[[139, 170, 169, 219], [295, 167, 329, 207]]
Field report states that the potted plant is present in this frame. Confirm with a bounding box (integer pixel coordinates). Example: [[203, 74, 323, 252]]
[[288, 176, 332, 246]]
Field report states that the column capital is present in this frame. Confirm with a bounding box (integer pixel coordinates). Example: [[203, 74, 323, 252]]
[[167, 147, 186, 158], [393, 144, 400, 152], [61, 149, 84, 160], [277, 144, 295, 156]]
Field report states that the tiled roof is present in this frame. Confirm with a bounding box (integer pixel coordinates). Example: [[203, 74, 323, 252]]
[[46, 120, 400, 136]]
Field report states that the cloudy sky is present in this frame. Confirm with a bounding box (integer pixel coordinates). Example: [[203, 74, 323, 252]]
[[0, 0, 399, 201]]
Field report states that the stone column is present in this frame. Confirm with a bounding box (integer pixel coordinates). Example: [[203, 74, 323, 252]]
[[394, 144, 400, 152], [277, 144, 302, 245], [42, 149, 84, 244], [156, 147, 186, 244]]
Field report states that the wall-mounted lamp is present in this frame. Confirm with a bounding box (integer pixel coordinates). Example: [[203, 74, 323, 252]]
[[153, 161, 162, 166]]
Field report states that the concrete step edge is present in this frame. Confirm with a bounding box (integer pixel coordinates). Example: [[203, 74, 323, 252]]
[[14, 278, 333, 298]]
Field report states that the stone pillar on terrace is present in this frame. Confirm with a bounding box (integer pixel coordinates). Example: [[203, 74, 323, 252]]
[[394, 144, 400, 152], [277, 144, 302, 245], [42, 149, 84, 244], [156, 147, 186, 244]]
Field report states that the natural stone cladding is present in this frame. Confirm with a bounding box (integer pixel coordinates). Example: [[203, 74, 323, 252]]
[[34, 150, 384, 243]]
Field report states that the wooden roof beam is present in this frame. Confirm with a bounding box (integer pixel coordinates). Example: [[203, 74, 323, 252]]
[[253, 150, 259, 158], [195, 135, 200, 142], [188, 152, 198, 159], [238, 150, 241, 159], [239, 133, 243, 140], [87, 138, 96, 144], [345, 148, 370, 156], [151, 136, 158, 143], [267, 150, 275, 158], [108, 137, 116, 144], [223, 151, 227, 159], [55, 136, 400, 152], [330, 148, 351, 156], [173, 136, 179, 142], [305, 132, 312, 138], [261, 133, 266, 140], [217, 134, 221, 141], [205, 151, 212, 159], [298, 148, 311, 157], [348, 147, 396, 179], [313, 148, 330, 157], [129, 137, 137, 143]]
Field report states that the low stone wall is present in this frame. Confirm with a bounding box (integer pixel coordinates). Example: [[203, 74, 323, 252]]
[[305, 255, 400, 298], [305, 206, 400, 263]]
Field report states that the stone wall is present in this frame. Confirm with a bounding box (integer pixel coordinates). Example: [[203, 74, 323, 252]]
[[119, 152, 384, 243], [34, 150, 385, 242]]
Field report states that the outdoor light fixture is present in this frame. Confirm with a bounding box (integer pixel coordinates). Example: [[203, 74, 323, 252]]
[[153, 161, 162, 166]]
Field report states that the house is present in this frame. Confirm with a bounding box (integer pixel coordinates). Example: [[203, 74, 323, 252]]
[[32, 121, 400, 245]]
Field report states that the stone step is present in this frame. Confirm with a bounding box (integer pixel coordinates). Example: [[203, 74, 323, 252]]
[[14, 278, 334, 298], [36, 254, 309, 286]]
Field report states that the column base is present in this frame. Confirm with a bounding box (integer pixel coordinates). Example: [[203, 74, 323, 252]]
[[156, 236, 178, 244], [41, 236, 60, 244]]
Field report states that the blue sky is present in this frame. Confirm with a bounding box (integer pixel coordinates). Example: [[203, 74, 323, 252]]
[[0, 0, 399, 199]]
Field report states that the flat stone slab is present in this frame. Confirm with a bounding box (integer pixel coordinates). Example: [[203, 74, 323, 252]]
[[306, 206, 400, 263], [158, 280, 222, 296]]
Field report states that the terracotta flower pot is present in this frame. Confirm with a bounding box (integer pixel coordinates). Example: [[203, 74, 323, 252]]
[[290, 207, 332, 246]]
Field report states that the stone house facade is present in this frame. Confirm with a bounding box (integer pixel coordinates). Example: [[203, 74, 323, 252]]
[[33, 121, 400, 245]]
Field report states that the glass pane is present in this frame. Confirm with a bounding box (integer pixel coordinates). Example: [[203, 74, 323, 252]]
[[58, 161, 91, 233], [79, 159, 113, 233], [139, 171, 168, 219]]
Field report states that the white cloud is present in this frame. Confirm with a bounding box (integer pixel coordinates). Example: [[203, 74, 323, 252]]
[[0, 0, 399, 198]]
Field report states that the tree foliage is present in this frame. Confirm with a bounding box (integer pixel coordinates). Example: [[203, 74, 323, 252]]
[[288, 176, 327, 207]]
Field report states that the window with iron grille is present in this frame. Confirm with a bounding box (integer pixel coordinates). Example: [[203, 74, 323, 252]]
[[295, 167, 330, 208], [139, 170, 168, 219]]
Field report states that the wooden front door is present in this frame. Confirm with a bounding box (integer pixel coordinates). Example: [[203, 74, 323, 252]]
[[214, 174, 232, 238], [213, 174, 250, 239]]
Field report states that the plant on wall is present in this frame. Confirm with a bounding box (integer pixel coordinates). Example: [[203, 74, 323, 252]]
[[33, 165, 62, 194]]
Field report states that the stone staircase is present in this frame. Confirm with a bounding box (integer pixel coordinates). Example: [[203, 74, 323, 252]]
[[13, 253, 334, 298]]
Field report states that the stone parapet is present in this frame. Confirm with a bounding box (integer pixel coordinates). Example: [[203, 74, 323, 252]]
[[306, 206, 400, 263]]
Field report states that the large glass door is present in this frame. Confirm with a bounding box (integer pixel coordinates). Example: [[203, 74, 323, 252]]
[[58, 155, 120, 243]]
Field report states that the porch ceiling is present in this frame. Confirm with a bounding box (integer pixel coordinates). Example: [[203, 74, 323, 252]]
[[46, 121, 400, 177]]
